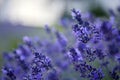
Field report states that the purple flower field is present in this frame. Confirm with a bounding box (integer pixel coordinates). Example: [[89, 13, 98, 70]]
[[0, 8, 120, 80]]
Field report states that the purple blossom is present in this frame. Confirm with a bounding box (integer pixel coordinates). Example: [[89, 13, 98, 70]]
[[1, 7, 120, 80], [2, 67, 16, 80], [109, 65, 120, 80]]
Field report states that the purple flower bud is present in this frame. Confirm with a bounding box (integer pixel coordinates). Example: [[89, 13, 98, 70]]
[[44, 25, 51, 33], [2, 67, 16, 80], [23, 36, 33, 47], [72, 8, 83, 25]]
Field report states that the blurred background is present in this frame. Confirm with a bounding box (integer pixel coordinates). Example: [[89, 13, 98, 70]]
[[0, 0, 120, 56]]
